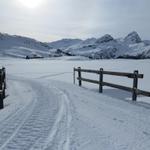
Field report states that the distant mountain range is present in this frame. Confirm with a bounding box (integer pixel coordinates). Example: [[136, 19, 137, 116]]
[[0, 31, 150, 59], [0, 33, 51, 58]]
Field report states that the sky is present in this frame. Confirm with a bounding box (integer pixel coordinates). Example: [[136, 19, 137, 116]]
[[0, 0, 150, 42]]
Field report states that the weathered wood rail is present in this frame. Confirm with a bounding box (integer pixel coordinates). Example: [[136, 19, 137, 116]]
[[0, 67, 6, 109], [73, 67, 150, 101]]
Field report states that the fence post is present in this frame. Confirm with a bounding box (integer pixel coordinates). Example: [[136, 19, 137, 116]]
[[0, 90, 3, 109], [132, 70, 138, 101], [0, 70, 4, 109], [2, 67, 5, 98], [0, 92, 3, 109], [73, 68, 75, 84], [2, 67, 6, 89], [99, 68, 103, 93], [78, 67, 82, 86]]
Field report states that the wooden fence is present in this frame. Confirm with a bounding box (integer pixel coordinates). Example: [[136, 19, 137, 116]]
[[73, 67, 150, 101], [0, 67, 6, 109]]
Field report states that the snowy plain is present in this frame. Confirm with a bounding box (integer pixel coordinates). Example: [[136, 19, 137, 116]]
[[0, 56, 150, 150]]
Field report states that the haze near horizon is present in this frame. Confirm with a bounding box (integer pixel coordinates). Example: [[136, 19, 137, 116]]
[[0, 0, 150, 42]]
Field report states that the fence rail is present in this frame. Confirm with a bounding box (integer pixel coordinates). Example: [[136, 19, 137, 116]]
[[74, 68, 144, 78], [74, 67, 150, 101], [0, 67, 6, 109]]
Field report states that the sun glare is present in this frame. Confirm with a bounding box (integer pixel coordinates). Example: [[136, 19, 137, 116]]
[[18, 0, 43, 9]]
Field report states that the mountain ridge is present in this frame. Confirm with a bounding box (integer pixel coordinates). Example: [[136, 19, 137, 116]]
[[0, 31, 150, 59]]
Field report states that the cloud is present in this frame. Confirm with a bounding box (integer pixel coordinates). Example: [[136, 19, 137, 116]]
[[0, 0, 150, 41]]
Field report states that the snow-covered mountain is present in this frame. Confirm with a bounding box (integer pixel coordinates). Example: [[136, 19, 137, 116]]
[[47, 39, 82, 49], [63, 31, 150, 59], [124, 31, 142, 44], [1, 58, 150, 149], [0, 31, 150, 59], [0, 33, 52, 58]]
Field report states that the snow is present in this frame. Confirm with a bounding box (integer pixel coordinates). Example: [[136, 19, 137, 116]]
[[64, 31, 150, 59], [0, 33, 51, 58], [47, 39, 82, 50], [124, 31, 142, 44], [1, 31, 150, 59], [95, 34, 114, 44], [0, 57, 150, 149]]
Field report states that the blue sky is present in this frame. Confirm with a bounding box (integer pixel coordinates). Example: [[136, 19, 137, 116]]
[[0, 0, 150, 42]]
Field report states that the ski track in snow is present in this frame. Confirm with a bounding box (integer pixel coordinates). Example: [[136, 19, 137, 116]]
[[0, 77, 73, 150], [0, 64, 150, 150], [1, 76, 150, 150], [37, 72, 72, 79], [43, 87, 72, 150]]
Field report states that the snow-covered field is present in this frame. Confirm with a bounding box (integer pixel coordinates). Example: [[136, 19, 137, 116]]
[[0, 56, 150, 150]]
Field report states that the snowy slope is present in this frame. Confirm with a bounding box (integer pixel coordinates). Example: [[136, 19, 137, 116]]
[[124, 31, 142, 44], [50, 32, 150, 59], [65, 34, 127, 59], [143, 40, 150, 46], [62, 31, 150, 59], [47, 39, 82, 50], [0, 58, 150, 150], [1, 32, 150, 59], [0, 33, 52, 58]]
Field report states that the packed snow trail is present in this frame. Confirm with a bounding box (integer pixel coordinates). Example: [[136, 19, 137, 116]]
[[0, 77, 73, 150], [1, 75, 150, 149], [46, 80, 150, 150]]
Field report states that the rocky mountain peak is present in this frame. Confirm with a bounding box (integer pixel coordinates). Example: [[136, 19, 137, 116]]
[[96, 34, 114, 44], [124, 31, 142, 44]]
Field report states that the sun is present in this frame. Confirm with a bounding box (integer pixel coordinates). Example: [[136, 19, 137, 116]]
[[18, 0, 43, 9]]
